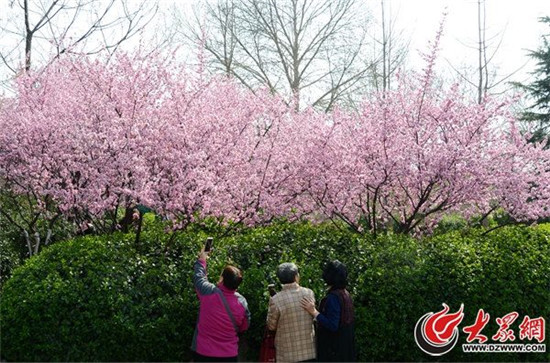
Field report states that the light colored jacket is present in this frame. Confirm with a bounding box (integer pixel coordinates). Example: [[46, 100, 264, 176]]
[[267, 282, 316, 362], [192, 259, 250, 358]]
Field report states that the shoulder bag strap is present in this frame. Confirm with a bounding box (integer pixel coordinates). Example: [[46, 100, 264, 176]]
[[217, 289, 240, 334]]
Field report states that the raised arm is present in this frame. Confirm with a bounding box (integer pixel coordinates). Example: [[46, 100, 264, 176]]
[[192, 257, 216, 297]]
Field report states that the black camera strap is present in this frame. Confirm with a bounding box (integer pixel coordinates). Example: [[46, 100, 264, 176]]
[[217, 289, 239, 335]]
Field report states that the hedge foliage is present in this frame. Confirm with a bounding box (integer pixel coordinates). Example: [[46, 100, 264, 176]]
[[1, 221, 549, 362]]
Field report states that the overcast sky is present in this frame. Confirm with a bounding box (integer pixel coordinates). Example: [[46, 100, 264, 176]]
[[159, 0, 549, 91], [1, 0, 549, 95], [387, 0, 549, 85]]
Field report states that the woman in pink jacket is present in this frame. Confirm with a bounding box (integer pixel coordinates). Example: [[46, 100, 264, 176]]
[[191, 248, 250, 362]]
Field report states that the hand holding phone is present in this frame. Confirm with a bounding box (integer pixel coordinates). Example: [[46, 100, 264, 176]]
[[268, 284, 277, 297], [204, 237, 213, 253]]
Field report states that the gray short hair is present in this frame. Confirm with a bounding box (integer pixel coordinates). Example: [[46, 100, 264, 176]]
[[277, 263, 299, 284]]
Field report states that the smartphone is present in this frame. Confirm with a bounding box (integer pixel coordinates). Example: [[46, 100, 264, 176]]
[[204, 237, 213, 252], [268, 284, 277, 297]]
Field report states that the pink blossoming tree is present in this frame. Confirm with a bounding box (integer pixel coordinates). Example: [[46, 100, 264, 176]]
[[0, 52, 302, 253], [298, 29, 550, 235], [1, 36, 548, 255]]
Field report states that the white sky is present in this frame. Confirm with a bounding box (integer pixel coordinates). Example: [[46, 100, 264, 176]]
[[1, 0, 549, 94], [389, 0, 550, 85], [159, 0, 549, 92]]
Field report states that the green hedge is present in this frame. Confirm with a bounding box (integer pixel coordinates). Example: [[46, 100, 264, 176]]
[[0, 229, 200, 362], [1, 222, 549, 361], [356, 225, 550, 362]]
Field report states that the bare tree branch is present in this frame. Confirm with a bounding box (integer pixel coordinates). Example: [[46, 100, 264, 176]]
[[179, 0, 374, 110], [1, 0, 159, 78]]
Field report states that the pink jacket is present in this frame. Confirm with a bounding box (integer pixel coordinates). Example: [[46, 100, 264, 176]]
[[191, 259, 250, 358]]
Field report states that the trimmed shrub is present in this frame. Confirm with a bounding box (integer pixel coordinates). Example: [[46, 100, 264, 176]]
[[355, 225, 550, 362], [0, 230, 200, 362], [1, 221, 549, 361]]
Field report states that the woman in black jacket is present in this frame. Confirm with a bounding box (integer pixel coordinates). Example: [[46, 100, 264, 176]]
[[301, 260, 356, 362]]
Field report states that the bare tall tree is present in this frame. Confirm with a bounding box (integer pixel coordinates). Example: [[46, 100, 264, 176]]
[[477, 0, 489, 103], [369, 0, 409, 92], [179, 0, 372, 111], [0, 0, 158, 81], [446, 0, 524, 103]]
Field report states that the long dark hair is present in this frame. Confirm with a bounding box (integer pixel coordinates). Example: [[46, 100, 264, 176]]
[[322, 260, 348, 289]]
